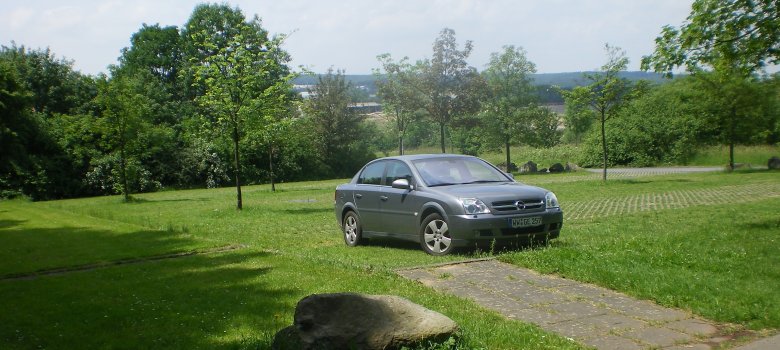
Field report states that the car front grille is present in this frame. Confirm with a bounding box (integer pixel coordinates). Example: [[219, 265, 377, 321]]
[[491, 199, 545, 214]]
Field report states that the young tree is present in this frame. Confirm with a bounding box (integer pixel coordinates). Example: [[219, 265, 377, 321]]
[[184, 4, 294, 210], [642, 0, 780, 169], [305, 69, 374, 177], [482, 45, 538, 171], [374, 54, 423, 155], [560, 45, 632, 181], [95, 74, 151, 202], [417, 28, 484, 153]]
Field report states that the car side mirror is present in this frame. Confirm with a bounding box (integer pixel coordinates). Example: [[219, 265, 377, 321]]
[[391, 178, 412, 190], [505, 172, 515, 180]]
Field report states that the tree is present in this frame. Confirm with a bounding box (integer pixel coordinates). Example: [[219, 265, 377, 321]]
[[642, 0, 780, 169], [1, 45, 96, 199], [120, 24, 184, 90], [95, 73, 152, 202], [416, 28, 484, 153], [560, 45, 632, 181], [641, 0, 779, 76], [305, 69, 374, 177], [184, 3, 294, 210], [374, 54, 423, 155], [482, 45, 538, 171]]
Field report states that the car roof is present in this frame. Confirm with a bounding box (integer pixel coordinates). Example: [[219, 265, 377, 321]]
[[378, 154, 477, 162]]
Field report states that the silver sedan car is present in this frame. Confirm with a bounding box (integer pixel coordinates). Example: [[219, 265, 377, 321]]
[[334, 154, 563, 255]]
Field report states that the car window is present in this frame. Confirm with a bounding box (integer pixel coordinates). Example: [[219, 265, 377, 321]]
[[385, 161, 413, 186], [413, 157, 508, 186], [463, 159, 499, 179], [357, 161, 384, 185]]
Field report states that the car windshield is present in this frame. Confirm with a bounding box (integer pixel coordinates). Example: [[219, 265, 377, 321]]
[[413, 157, 510, 187]]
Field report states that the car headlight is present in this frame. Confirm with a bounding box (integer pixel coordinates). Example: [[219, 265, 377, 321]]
[[459, 198, 491, 215], [545, 192, 560, 209]]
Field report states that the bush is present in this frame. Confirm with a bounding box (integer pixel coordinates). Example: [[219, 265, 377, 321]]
[[578, 80, 713, 167]]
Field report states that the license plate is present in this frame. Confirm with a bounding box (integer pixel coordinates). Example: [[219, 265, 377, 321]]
[[509, 216, 542, 228]]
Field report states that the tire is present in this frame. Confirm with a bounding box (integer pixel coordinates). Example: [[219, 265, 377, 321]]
[[420, 213, 454, 256], [342, 211, 363, 247]]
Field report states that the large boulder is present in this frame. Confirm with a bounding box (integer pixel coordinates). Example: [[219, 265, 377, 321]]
[[520, 161, 537, 174], [272, 293, 459, 350], [769, 156, 780, 170]]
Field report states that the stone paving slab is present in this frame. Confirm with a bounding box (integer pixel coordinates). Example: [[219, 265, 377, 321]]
[[397, 259, 777, 349]]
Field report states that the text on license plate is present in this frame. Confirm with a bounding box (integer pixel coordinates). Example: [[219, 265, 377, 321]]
[[509, 216, 543, 228]]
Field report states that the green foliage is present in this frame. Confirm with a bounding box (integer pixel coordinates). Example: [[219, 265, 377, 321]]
[[305, 70, 376, 177], [374, 54, 425, 155], [481, 45, 538, 169], [642, 0, 779, 76], [578, 78, 714, 167], [0, 59, 76, 199], [184, 3, 295, 208], [560, 45, 634, 180], [642, 0, 780, 168], [560, 88, 595, 143], [417, 28, 485, 153], [0, 43, 96, 115]]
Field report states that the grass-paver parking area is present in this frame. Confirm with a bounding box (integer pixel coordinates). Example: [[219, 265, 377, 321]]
[[564, 182, 780, 220], [0, 170, 777, 349]]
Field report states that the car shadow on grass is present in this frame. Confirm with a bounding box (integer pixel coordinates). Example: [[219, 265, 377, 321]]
[[360, 237, 565, 257]]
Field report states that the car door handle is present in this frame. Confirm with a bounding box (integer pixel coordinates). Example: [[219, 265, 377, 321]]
[[355, 194, 363, 199], [380, 196, 388, 201]]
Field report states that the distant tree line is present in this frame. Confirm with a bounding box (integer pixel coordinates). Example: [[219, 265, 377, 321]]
[[1, 0, 778, 200]]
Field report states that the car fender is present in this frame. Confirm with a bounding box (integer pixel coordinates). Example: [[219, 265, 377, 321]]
[[418, 201, 450, 226], [339, 202, 359, 224]]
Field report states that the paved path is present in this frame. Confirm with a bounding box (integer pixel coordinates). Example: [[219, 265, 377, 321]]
[[398, 259, 775, 350]]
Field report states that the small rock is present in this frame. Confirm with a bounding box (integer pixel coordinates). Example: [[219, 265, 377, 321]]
[[539, 168, 548, 173], [769, 156, 780, 170], [549, 163, 564, 173], [498, 162, 518, 172], [565, 162, 579, 172]]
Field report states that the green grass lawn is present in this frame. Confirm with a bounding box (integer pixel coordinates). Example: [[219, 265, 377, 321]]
[[1, 170, 778, 349]]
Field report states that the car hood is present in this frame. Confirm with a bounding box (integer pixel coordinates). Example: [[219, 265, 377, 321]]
[[429, 182, 549, 201]]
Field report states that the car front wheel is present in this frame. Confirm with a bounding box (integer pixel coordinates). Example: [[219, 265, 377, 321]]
[[343, 211, 363, 247], [420, 213, 453, 255]]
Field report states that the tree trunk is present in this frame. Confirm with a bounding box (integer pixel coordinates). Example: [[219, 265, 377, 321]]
[[505, 136, 511, 173], [728, 106, 736, 171], [439, 123, 446, 153], [269, 145, 275, 192], [399, 135, 404, 156], [600, 114, 608, 182], [233, 123, 242, 210], [729, 142, 735, 171], [120, 143, 129, 202]]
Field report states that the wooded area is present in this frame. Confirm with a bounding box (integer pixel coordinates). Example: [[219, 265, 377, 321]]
[[1, 0, 778, 202]]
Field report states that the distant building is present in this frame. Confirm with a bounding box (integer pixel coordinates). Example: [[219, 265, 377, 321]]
[[348, 102, 382, 114]]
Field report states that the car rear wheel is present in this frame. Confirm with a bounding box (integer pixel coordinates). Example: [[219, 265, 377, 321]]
[[343, 211, 363, 247], [420, 213, 453, 256]]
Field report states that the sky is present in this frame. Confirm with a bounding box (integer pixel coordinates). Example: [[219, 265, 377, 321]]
[[1, 0, 698, 76]]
